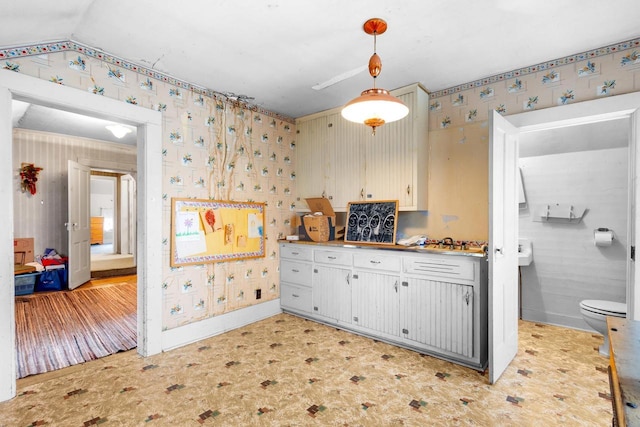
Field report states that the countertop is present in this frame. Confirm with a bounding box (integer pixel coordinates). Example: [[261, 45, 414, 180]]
[[279, 239, 487, 258], [607, 317, 640, 427]]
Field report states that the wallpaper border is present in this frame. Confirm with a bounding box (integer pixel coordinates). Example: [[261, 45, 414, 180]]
[[2, 36, 639, 105], [0, 39, 295, 123]]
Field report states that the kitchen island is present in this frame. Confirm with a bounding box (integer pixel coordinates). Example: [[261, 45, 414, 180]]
[[279, 240, 488, 370]]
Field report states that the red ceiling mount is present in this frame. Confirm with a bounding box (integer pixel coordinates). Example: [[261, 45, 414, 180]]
[[363, 18, 387, 36]]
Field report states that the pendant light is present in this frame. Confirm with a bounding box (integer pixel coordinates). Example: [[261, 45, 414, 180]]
[[341, 18, 409, 135]]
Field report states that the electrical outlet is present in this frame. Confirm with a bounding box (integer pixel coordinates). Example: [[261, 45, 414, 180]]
[[255, 289, 262, 300]]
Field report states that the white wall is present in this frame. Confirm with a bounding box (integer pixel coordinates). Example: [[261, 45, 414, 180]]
[[13, 128, 135, 256], [519, 140, 628, 329]]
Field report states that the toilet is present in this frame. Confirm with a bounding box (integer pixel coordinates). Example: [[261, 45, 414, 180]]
[[579, 300, 626, 357]]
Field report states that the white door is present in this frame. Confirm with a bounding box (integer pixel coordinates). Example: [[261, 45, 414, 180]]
[[67, 160, 91, 289], [630, 110, 640, 321], [489, 111, 520, 384]]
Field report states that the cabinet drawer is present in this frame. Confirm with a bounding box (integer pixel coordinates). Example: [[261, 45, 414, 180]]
[[403, 256, 475, 281], [280, 283, 312, 313], [353, 252, 400, 272], [281, 260, 312, 286], [280, 244, 313, 261], [314, 249, 352, 266]]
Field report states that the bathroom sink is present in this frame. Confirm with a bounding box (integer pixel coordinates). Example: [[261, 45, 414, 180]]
[[518, 239, 533, 266]]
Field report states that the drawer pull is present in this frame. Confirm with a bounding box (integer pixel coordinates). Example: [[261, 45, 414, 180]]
[[292, 294, 299, 298], [328, 256, 337, 260], [370, 260, 381, 264], [292, 269, 299, 273]]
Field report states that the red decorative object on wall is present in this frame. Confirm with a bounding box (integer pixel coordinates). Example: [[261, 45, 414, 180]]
[[19, 163, 43, 195]]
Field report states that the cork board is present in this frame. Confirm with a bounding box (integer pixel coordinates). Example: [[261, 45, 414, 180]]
[[171, 198, 265, 266]]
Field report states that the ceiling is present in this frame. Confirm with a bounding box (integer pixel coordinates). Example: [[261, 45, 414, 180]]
[[12, 101, 137, 145], [4, 0, 640, 140]]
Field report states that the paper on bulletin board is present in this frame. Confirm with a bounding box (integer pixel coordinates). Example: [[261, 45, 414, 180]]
[[174, 211, 207, 256], [247, 213, 263, 238]]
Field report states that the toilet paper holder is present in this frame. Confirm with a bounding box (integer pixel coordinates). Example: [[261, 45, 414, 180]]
[[594, 228, 614, 246]]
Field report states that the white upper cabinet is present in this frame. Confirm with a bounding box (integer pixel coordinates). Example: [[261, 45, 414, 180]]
[[295, 115, 328, 204], [294, 83, 428, 212]]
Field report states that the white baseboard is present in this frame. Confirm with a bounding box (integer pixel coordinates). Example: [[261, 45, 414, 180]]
[[521, 309, 592, 331], [161, 299, 282, 351]]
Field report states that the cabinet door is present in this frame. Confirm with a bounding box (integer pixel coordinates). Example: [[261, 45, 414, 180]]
[[400, 277, 474, 358], [330, 114, 366, 210], [312, 265, 352, 324], [295, 116, 329, 201], [352, 270, 400, 337], [363, 91, 414, 205]]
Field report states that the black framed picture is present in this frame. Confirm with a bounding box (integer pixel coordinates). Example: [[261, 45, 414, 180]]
[[345, 200, 398, 245]]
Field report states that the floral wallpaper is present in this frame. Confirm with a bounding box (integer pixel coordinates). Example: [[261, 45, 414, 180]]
[[428, 38, 640, 129], [3, 36, 640, 327], [1, 43, 297, 330], [423, 37, 640, 241]]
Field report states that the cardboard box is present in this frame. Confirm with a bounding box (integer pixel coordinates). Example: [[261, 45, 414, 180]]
[[298, 198, 336, 242], [14, 238, 34, 264]]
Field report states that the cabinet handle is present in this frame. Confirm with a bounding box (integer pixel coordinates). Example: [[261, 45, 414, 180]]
[[346, 272, 351, 285], [322, 190, 326, 198], [292, 269, 299, 273], [360, 188, 364, 199], [464, 292, 470, 305], [292, 294, 300, 298], [370, 260, 381, 264], [291, 251, 299, 255], [407, 185, 411, 195], [394, 281, 398, 293], [328, 256, 337, 260]]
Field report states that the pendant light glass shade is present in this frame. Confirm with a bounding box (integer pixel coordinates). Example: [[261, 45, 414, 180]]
[[342, 88, 409, 130], [341, 18, 408, 134]]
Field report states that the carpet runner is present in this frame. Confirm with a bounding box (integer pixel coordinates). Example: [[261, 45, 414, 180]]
[[14, 281, 136, 378]]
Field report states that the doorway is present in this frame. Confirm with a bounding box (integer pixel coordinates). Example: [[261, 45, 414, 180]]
[[1, 70, 163, 402], [503, 92, 640, 323], [517, 118, 630, 329], [90, 171, 137, 276]]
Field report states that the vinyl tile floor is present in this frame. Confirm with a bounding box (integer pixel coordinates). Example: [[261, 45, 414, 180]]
[[0, 313, 612, 426]]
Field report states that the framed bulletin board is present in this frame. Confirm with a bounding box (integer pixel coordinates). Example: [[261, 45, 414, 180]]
[[345, 200, 399, 245], [171, 198, 265, 266]]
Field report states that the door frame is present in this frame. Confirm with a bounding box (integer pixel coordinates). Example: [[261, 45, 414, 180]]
[[0, 71, 163, 402], [506, 91, 640, 322]]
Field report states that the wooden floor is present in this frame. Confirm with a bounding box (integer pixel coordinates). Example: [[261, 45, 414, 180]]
[[15, 275, 137, 379], [82, 274, 137, 289]]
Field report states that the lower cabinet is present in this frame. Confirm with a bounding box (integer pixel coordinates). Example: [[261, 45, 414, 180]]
[[280, 283, 312, 314], [352, 270, 401, 337], [400, 278, 474, 359], [279, 243, 488, 370], [312, 265, 352, 324]]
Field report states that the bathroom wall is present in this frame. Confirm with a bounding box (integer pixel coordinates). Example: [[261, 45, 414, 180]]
[[518, 119, 629, 329]]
